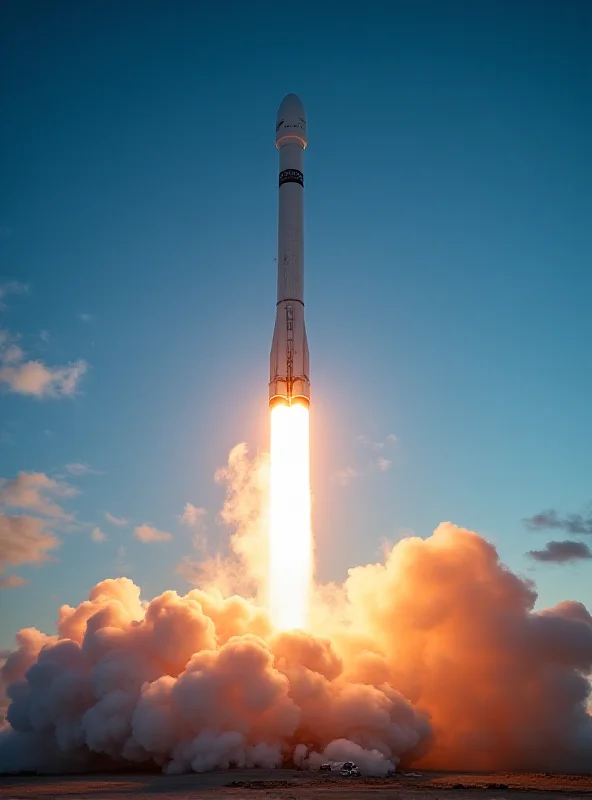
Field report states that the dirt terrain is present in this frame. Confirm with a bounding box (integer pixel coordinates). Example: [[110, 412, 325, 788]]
[[1, 769, 592, 800]]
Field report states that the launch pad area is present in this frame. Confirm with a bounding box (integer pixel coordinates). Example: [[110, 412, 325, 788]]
[[1, 769, 591, 800]]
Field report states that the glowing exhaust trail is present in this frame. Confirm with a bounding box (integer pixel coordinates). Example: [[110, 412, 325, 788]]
[[269, 404, 311, 629]]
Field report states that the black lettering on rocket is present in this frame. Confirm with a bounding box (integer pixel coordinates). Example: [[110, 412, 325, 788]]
[[279, 169, 304, 188]]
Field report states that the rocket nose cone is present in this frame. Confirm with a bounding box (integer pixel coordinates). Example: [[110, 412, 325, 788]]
[[277, 93, 306, 122], [276, 94, 307, 148]]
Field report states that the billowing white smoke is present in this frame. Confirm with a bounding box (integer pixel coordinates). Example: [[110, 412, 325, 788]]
[[0, 446, 591, 775], [0, 580, 429, 775]]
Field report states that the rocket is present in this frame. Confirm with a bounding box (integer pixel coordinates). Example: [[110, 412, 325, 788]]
[[269, 94, 310, 409]]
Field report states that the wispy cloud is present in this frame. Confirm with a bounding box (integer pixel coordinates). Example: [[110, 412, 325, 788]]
[[105, 512, 128, 527], [523, 507, 592, 535], [0, 469, 75, 576], [0, 289, 87, 397], [334, 432, 397, 484], [134, 524, 172, 543], [177, 502, 206, 528], [78, 313, 93, 323], [357, 432, 397, 473], [177, 503, 207, 556], [1, 344, 24, 364], [91, 527, 106, 543], [114, 545, 131, 576], [0, 357, 87, 398], [527, 540, 592, 564], [0, 471, 77, 519], [65, 462, 100, 477], [333, 466, 362, 486], [0, 574, 28, 589], [0, 281, 28, 309], [0, 514, 60, 572], [357, 432, 398, 452]]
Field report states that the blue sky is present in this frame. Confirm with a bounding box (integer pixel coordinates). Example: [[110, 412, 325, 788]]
[[1, 0, 590, 649]]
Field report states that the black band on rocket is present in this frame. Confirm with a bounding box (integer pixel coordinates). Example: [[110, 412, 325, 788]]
[[279, 169, 304, 188]]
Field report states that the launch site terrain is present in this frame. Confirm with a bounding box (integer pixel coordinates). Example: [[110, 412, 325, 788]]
[[1, 769, 592, 800]]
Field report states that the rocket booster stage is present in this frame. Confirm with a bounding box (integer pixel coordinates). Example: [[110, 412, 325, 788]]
[[269, 94, 310, 409]]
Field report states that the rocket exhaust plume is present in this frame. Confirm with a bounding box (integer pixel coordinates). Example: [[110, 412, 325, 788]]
[[268, 95, 312, 629], [269, 404, 311, 630]]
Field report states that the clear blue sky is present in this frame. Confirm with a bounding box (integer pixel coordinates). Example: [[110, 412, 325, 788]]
[[1, 0, 590, 648]]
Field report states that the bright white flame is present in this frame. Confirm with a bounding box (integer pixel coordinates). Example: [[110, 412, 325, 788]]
[[269, 403, 312, 630]]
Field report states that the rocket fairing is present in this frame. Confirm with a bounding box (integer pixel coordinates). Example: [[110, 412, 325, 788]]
[[269, 94, 310, 409]]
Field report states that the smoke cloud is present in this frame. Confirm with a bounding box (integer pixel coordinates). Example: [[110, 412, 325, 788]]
[[179, 444, 270, 601], [1, 453, 591, 777]]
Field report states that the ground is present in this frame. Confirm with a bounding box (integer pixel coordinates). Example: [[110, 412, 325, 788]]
[[1, 769, 592, 800]]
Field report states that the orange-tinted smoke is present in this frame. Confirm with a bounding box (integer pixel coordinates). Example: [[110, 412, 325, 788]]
[[1, 523, 591, 774]]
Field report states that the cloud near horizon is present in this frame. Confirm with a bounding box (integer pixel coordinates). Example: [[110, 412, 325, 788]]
[[524, 507, 592, 535], [134, 524, 172, 543], [527, 540, 592, 564]]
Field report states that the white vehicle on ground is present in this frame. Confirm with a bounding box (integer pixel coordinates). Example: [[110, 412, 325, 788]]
[[319, 760, 360, 775]]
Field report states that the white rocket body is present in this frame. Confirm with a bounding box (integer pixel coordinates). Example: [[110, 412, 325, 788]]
[[269, 94, 310, 409]]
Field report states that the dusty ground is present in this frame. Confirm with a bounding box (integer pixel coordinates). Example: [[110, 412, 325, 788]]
[[1, 769, 592, 800]]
